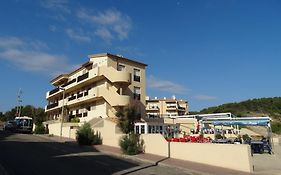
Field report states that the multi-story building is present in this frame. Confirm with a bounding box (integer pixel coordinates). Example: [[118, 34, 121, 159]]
[[45, 53, 147, 123], [145, 96, 188, 118]]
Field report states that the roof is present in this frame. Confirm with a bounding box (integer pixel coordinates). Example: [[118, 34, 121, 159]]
[[146, 98, 188, 103], [50, 53, 147, 84], [88, 53, 148, 67]]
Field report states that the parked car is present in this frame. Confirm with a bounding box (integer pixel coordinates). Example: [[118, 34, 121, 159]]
[[3, 120, 17, 132]]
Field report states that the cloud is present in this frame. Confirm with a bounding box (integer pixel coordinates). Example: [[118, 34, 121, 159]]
[[40, 0, 71, 14], [77, 8, 132, 41], [194, 95, 217, 101], [0, 36, 76, 75], [147, 75, 189, 94], [95, 28, 113, 42], [65, 28, 91, 42], [49, 25, 57, 32]]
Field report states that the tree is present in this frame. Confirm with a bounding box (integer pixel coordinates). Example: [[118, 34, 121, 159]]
[[3, 105, 46, 123], [116, 105, 141, 134]]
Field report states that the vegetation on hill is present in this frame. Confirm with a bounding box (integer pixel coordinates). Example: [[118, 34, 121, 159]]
[[198, 97, 281, 120], [194, 97, 281, 134]]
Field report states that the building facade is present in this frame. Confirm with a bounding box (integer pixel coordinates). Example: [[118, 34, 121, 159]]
[[45, 53, 147, 123], [146, 96, 188, 118]]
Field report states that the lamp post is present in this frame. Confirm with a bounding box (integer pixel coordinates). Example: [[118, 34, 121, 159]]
[[60, 87, 65, 138]]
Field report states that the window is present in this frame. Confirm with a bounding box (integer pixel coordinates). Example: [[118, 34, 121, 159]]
[[133, 69, 140, 82], [136, 125, 140, 134], [141, 125, 145, 134], [148, 125, 152, 133], [133, 87, 141, 100], [117, 64, 125, 71]]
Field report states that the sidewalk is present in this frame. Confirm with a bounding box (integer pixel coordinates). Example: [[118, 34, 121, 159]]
[[37, 134, 251, 175]]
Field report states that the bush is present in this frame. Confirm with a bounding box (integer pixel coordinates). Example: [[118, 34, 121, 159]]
[[76, 123, 102, 145], [271, 122, 281, 134], [34, 123, 45, 134], [70, 117, 80, 123], [242, 134, 251, 141], [119, 134, 143, 155]]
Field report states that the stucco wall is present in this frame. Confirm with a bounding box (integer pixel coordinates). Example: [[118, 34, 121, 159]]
[[92, 119, 124, 147], [141, 134, 169, 157], [141, 134, 253, 173], [47, 122, 78, 139], [170, 142, 253, 173]]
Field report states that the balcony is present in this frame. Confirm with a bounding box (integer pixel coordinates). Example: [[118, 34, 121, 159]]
[[98, 88, 130, 107], [77, 72, 89, 82], [61, 78, 76, 88], [49, 87, 60, 96], [77, 93, 83, 98], [146, 106, 159, 111], [99, 66, 131, 83], [46, 102, 58, 110], [46, 66, 131, 99], [178, 106, 186, 111], [68, 95, 76, 101]]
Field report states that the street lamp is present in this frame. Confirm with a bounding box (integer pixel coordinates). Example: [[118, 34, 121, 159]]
[[59, 87, 65, 138]]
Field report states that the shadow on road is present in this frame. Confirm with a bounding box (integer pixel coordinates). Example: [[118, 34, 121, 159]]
[[119, 157, 170, 175], [0, 130, 140, 175]]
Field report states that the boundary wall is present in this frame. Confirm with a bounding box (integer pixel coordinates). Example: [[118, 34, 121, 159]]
[[141, 134, 253, 173]]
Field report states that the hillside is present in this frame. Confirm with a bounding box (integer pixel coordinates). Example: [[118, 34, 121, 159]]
[[194, 97, 281, 134], [198, 97, 281, 120]]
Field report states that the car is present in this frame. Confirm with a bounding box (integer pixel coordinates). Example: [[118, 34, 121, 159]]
[[3, 120, 17, 132]]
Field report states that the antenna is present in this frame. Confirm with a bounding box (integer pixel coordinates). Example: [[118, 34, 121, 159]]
[[16, 88, 23, 117]]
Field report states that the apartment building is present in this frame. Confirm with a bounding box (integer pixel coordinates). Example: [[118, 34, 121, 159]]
[[45, 53, 147, 123], [146, 96, 188, 118]]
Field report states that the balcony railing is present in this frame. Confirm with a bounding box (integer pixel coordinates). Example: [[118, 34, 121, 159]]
[[77, 72, 89, 82], [49, 87, 60, 96], [134, 75, 140, 82], [61, 78, 76, 88], [68, 95, 76, 101], [77, 93, 83, 98], [178, 106, 186, 110], [46, 102, 58, 110]]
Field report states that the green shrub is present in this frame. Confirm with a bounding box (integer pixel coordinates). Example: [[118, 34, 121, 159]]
[[76, 123, 102, 145], [70, 117, 80, 123], [34, 123, 45, 134], [119, 134, 143, 155], [242, 134, 251, 141], [271, 122, 281, 134]]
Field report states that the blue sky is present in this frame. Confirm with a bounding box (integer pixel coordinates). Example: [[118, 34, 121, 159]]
[[1, 0, 281, 112]]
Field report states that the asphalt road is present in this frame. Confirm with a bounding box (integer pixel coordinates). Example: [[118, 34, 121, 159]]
[[0, 131, 193, 175]]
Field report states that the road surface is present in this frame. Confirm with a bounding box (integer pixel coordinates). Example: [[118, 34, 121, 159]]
[[0, 131, 193, 175]]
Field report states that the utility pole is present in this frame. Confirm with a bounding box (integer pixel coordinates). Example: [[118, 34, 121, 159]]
[[16, 88, 23, 117], [60, 87, 65, 138]]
